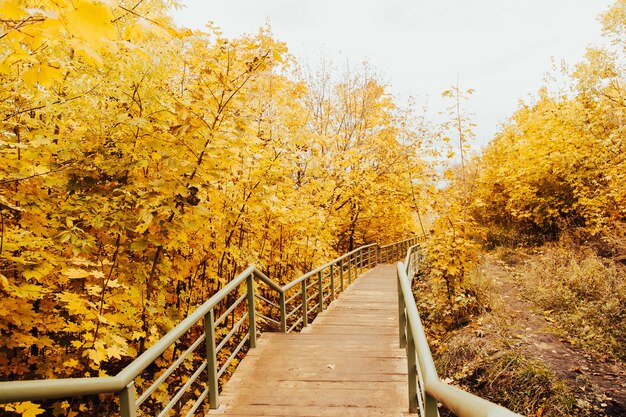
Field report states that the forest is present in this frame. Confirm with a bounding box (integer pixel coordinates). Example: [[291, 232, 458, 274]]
[[0, 1, 426, 415], [1, 0, 626, 416]]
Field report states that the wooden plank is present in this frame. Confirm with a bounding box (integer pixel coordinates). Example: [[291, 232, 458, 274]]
[[210, 404, 412, 416], [207, 265, 414, 417]]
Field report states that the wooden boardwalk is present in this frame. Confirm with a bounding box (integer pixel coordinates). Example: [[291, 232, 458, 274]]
[[208, 265, 413, 417]]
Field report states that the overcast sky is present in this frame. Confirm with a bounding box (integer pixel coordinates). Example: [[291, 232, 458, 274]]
[[171, 0, 614, 148]]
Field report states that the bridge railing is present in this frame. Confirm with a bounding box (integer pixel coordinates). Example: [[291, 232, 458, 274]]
[[277, 236, 417, 334], [0, 237, 416, 417], [397, 244, 521, 417]]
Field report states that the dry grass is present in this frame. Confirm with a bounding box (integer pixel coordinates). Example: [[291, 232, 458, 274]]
[[518, 245, 626, 360], [417, 254, 609, 416], [417, 241, 626, 416], [431, 307, 579, 417]]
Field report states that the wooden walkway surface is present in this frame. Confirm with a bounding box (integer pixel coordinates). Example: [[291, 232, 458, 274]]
[[208, 265, 413, 417]]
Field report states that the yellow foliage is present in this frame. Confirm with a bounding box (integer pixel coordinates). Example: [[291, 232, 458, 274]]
[[460, 0, 626, 247], [65, 0, 116, 49], [2, 402, 45, 417], [0, 2, 425, 414]]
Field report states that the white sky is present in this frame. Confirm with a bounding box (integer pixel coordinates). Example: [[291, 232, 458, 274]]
[[170, 0, 614, 148]]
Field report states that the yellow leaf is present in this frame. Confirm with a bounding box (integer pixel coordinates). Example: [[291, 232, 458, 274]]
[[1, 52, 35, 69], [0, 273, 8, 289], [87, 348, 106, 365], [64, 268, 89, 279], [11, 401, 45, 417], [11, 284, 48, 300], [69, 38, 103, 66], [22, 64, 63, 87], [66, 0, 116, 51], [131, 330, 146, 340], [22, 262, 54, 282], [63, 358, 79, 368], [117, 40, 152, 60], [124, 18, 171, 40], [90, 270, 105, 279], [106, 344, 126, 360], [0, 0, 25, 19]]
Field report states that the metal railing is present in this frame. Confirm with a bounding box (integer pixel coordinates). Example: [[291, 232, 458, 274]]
[[0, 237, 417, 416], [397, 244, 521, 417]]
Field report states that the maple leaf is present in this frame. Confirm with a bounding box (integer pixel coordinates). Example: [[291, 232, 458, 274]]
[[8, 402, 45, 417], [22, 64, 64, 87], [11, 284, 49, 300], [106, 345, 126, 360], [65, 0, 116, 51], [86, 348, 106, 365], [64, 268, 89, 279]]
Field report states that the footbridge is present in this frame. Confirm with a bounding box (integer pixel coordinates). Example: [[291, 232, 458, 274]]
[[0, 238, 520, 416]]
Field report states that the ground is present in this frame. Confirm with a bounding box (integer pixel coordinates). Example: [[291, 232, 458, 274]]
[[483, 255, 626, 416]]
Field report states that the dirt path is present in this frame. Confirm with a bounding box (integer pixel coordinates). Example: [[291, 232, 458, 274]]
[[484, 256, 626, 416]]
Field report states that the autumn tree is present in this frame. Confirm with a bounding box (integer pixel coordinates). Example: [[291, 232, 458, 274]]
[[421, 85, 480, 310], [466, 0, 625, 253], [1, 2, 427, 415]]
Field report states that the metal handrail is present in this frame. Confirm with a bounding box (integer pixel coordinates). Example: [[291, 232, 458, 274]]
[[397, 245, 521, 417], [0, 237, 417, 416], [281, 243, 377, 292]]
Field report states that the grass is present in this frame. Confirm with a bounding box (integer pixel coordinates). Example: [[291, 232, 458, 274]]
[[434, 327, 578, 416], [515, 245, 626, 360]]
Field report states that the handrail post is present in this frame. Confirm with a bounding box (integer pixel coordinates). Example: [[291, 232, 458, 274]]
[[279, 292, 287, 333], [361, 248, 370, 268], [362, 249, 366, 273], [247, 274, 256, 348], [425, 393, 438, 416], [301, 280, 308, 327], [339, 258, 344, 291], [406, 315, 419, 414], [376, 245, 381, 265], [119, 381, 137, 417], [205, 309, 219, 409], [398, 275, 407, 349], [330, 264, 335, 300], [348, 254, 353, 284], [317, 271, 324, 312]]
